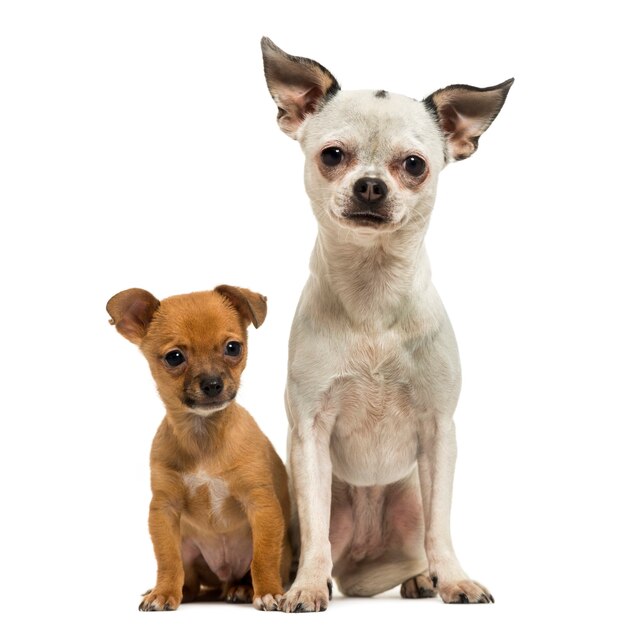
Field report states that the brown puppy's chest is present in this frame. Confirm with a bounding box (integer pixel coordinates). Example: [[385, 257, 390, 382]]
[[179, 467, 254, 583], [181, 468, 248, 533]]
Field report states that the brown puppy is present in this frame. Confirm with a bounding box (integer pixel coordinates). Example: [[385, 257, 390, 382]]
[[107, 286, 291, 611]]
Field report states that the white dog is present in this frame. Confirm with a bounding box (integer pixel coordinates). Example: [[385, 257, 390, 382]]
[[261, 37, 512, 612]]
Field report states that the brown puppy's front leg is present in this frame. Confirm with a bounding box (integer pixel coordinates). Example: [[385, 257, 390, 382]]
[[245, 492, 286, 611], [139, 497, 183, 611]]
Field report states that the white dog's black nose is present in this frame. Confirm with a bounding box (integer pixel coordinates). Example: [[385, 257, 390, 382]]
[[353, 177, 387, 205], [200, 376, 224, 398]]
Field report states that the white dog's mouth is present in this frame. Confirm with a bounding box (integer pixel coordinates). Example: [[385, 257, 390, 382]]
[[344, 211, 388, 225], [338, 208, 397, 230], [327, 195, 400, 231]]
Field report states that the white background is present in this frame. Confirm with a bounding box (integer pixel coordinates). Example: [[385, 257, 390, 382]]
[[1, 1, 618, 624]]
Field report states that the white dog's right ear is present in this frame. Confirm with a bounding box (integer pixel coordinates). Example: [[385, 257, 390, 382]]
[[261, 37, 340, 139]]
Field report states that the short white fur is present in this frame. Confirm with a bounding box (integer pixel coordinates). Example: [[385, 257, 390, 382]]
[[261, 38, 511, 612]]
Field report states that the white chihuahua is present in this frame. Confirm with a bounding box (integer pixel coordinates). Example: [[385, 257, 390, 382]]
[[261, 37, 512, 612]]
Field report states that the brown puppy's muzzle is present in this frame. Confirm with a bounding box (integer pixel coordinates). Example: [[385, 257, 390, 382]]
[[183, 373, 237, 409], [200, 375, 224, 398]]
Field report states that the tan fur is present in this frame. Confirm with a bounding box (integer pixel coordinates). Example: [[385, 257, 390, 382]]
[[107, 287, 291, 611]]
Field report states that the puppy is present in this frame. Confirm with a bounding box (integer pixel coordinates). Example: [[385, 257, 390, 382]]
[[261, 38, 512, 611], [107, 286, 291, 611]]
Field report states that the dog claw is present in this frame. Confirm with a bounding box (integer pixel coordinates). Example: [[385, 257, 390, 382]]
[[138, 588, 181, 611], [253, 593, 281, 611], [401, 573, 437, 599], [226, 584, 253, 604], [281, 588, 329, 612], [440, 579, 493, 604]]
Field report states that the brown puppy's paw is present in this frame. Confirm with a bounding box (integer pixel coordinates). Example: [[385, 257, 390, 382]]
[[225, 584, 253, 604], [400, 572, 437, 599], [438, 579, 494, 604], [139, 587, 182, 611], [253, 593, 282, 611], [279, 581, 331, 612]]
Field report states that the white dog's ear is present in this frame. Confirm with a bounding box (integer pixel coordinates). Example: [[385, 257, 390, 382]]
[[425, 79, 514, 161], [261, 37, 340, 139]]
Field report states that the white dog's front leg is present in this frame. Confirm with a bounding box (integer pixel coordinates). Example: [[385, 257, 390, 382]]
[[280, 412, 334, 612], [418, 416, 493, 604]]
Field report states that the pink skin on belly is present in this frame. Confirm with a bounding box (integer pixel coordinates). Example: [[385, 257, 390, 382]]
[[182, 531, 253, 582], [330, 479, 425, 574]]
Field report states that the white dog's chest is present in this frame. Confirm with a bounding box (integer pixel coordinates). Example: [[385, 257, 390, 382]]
[[328, 337, 420, 486]]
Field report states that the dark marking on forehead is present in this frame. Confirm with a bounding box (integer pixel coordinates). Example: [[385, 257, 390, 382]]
[[375, 90, 388, 98]]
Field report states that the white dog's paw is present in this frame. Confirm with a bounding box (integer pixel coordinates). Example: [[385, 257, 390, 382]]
[[279, 580, 332, 612], [437, 578, 494, 604]]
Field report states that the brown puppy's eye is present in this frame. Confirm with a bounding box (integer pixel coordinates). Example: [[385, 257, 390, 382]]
[[164, 350, 185, 367], [404, 155, 426, 177], [224, 341, 242, 357], [321, 147, 344, 166]]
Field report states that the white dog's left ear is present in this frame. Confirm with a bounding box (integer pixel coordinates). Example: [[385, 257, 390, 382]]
[[425, 78, 514, 161], [261, 37, 340, 139]]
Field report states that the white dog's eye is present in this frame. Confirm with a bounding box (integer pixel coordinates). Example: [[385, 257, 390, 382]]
[[404, 155, 426, 177], [321, 147, 344, 166]]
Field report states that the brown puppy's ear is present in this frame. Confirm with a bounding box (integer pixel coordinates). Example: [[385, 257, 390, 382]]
[[261, 37, 340, 139], [106, 288, 160, 344], [424, 78, 514, 162], [215, 285, 267, 329]]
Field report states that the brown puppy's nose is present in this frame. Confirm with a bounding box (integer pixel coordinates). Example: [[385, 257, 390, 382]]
[[200, 376, 223, 398], [353, 177, 387, 205]]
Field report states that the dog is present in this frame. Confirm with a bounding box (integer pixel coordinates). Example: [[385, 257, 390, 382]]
[[106, 285, 291, 611], [261, 37, 512, 611]]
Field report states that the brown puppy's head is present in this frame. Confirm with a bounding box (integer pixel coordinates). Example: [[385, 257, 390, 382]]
[[106, 286, 267, 418]]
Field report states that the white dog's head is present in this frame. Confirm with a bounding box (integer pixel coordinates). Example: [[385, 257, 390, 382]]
[[262, 37, 512, 237]]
